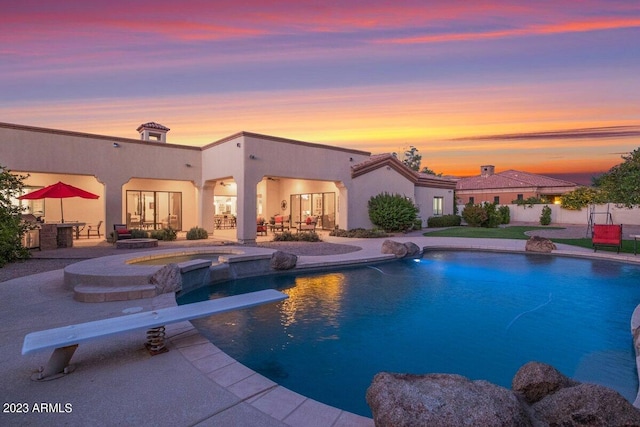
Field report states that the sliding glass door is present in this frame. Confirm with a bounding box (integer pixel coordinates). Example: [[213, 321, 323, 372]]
[[126, 190, 182, 230]]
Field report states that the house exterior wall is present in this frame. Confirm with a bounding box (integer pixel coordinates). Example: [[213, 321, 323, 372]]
[[415, 185, 455, 224], [350, 166, 417, 229], [1, 123, 201, 233], [201, 133, 369, 242]]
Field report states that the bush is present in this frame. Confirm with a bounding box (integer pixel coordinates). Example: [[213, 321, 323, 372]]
[[461, 202, 504, 228], [0, 166, 30, 266], [186, 227, 208, 240], [560, 186, 607, 210], [368, 193, 419, 232], [130, 229, 149, 239], [329, 228, 389, 238], [540, 205, 552, 226], [498, 205, 510, 224], [150, 227, 177, 241], [272, 231, 321, 242], [426, 215, 461, 228], [461, 204, 488, 227], [512, 196, 549, 208]]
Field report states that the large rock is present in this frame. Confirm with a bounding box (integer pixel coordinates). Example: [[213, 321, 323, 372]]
[[533, 383, 640, 426], [512, 361, 577, 404], [525, 236, 557, 253], [270, 250, 297, 270], [149, 263, 182, 294], [381, 240, 408, 258], [366, 372, 532, 427], [403, 242, 422, 258]]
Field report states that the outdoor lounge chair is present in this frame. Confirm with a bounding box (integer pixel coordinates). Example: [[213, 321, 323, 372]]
[[592, 224, 622, 253], [113, 223, 132, 240]]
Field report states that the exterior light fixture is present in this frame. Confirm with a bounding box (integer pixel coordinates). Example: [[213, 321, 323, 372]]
[[185, 163, 192, 167], [249, 154, 256, 159], [236, 143, 241, 147], [113, 142, 120, 148]]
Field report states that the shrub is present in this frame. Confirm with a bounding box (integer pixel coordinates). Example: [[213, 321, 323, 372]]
[[483, 203, 502, 228], [130, 229, 149, 239], [186, 227, 208, 240], [461, 204, 488, 227], [150, 227, 177, 241], [540, 205, 552, 226], [512, 196, 549, 208], [560, 186, 607, 210], [426, 215, 461, 228], [329, 228, 389, 238], [498, 205, 510, 224], [368, 193, 419, 232], [272, 231, 321, 242], [0, 166, 30, 266]]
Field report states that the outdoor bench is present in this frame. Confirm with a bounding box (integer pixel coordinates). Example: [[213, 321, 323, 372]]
[[22, 289, 287, 380], [592, 224, 623, 253]]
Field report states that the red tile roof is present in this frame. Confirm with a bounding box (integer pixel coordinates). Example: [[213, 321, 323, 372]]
[[352, 153, 456, 189], [456, 169, 578, 191], [136, 122, 170, 132]]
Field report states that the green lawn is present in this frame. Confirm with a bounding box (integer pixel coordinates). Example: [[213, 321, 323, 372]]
[[424, 226, 635, 254]]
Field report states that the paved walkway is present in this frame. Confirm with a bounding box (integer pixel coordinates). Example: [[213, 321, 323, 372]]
[[2, 226, 640, 426]]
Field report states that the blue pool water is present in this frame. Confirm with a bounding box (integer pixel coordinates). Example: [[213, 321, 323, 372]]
[[177, 251, 640, 417]]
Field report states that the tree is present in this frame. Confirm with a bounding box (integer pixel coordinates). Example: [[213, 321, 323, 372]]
[[594, 148, 640, 207], [0, 165, 30, 266], [394, 145, 442, 175], [401, 145, 422, 171]]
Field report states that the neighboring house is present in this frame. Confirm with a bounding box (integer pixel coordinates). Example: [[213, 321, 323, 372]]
[[456, 165, 579, 205], [2, 121, 456, 243]]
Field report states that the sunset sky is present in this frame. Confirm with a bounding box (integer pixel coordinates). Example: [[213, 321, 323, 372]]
[[2, 1, 639, 182]]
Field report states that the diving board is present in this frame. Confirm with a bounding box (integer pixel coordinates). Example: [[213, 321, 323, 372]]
[[23, 289, 288, 380]]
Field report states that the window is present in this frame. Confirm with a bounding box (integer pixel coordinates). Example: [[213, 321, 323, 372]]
[[494, 196, 500, 204], [433, 196, 443, 216], [517, 194, 523, 201], [126, 190, 182, 230], [469, 197, 474, 204], [290, 192, 336, 229]]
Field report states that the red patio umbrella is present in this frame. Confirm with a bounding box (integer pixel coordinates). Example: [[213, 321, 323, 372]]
[[18, 181, 99, 223]]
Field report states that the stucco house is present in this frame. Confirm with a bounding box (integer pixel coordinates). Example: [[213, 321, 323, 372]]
[[456, 165, 578, 205], [2, 121, 456, 243]]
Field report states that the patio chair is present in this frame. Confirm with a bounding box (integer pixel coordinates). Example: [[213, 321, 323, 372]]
[[86, 221, 103, 238]]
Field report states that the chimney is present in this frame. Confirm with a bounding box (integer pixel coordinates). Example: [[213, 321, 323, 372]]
[[137, 122, 170, 143], [480, 165, 495, 177]]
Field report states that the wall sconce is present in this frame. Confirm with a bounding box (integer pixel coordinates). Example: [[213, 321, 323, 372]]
[[220, 182, 226, 186], [113, 142, 120, 148], [185, 163, 192, 168], [249, 154, 256, 160], [349, 157, 353, 162], [236, 142, 241, 147]]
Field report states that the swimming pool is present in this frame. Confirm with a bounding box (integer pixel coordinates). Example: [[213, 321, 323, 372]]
[[177, 251, 640, 417]]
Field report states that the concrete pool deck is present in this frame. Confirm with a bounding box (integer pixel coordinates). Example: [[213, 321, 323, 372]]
[[3, 227, 640, 426]]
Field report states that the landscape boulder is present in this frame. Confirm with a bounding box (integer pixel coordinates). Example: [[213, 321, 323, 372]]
[[512, 361, 577, 404], [533, 383, 640, 426], [525, 236, 557, 253], [366, 372, 532, 427], [366, 362, 640, 426], [270, 250, 297, 270], [403, 241, 422, 258], [381, 240, 408, 258], [150, 263, 182, 294]]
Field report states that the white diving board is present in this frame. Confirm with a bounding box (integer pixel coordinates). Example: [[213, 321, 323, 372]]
[[22, 289, 288, 380]]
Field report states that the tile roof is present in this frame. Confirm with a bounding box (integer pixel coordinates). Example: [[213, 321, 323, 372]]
[[456, 169, 578, 191], [136, 122, 170, 132], [352, 153, 456, 189]]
